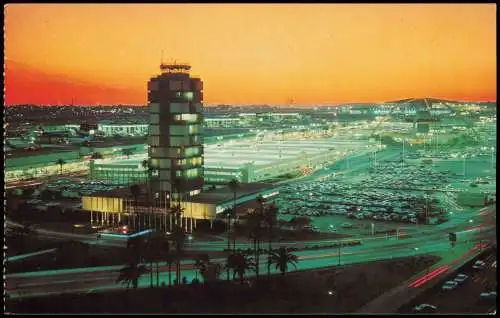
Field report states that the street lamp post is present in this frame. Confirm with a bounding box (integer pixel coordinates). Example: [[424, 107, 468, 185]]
[[469, 219, 483, 252], [491, 147, 495, 171], [338, 242, 341, 266], [463, 155, 466, 177], [402, 139, 405, 168], [436, 131, 439, 154], [371, 223, 375, 236], [413, 247, 419, 269]]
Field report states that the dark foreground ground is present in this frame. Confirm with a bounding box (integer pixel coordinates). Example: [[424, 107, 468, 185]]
[[7, 255, 439, 314]]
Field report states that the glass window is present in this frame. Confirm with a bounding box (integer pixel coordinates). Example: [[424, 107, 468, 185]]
[[149, 135, 159, 146], [170, 103, 189, 113], [159, 159, 171, 169], [184, 92, 194, 101], [170, 125, 188, 135], [150, 114, 159, 124], [149, 125, 159, 135], [174, 114, 199, 122], [188, 124, 200, 134], [169, 80, 182, 91], [184, 146, 201, 157], [170, 136, 189, 146], [149, 103, 160, 113]]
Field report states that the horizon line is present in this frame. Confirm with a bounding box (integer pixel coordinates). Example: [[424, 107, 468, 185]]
[[4, 99, 497, 107]]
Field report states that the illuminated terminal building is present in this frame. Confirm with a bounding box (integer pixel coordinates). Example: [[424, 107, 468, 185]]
[[80, 63, 280, 232]]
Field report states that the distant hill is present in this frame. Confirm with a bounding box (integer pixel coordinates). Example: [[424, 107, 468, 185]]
[[384, 97, 463, 104], [385, 97, 496, 105]]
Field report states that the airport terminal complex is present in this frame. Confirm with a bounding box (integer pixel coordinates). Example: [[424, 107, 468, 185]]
[[5, 64, 496, 232]]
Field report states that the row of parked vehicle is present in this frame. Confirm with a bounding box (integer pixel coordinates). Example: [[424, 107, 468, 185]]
[[413, 258, 497, 313], [276, 159, 455, 226]]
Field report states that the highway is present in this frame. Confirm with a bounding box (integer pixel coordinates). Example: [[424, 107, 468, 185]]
[[357, 243, 489, 313], [400, 250, 497, 314], [6, 171, 89, 189], [6, 222, 494, 300]]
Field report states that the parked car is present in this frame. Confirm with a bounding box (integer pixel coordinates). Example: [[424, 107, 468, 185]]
[[442, 280, 458, 291], [413, 304, 437, 313], [454, 274, 469, 284], [473, 260, 487, 270], [480, 291, 497, 299]]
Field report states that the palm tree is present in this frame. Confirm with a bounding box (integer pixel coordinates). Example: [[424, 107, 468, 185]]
[[201, 262, 222, 283], [265, 204, 279, 278], [268, 247, 299, 276], [126, 235, 146, 265], [145, 232, 171, 287], [226, 251, 256, 284], [172, 225, 186, 284], [247, 195, 266, 281], [171, 204, 184, 231], [141, 159, 153, 228], [116, 263, 150, 290], [55, 158, 66, 175], [228, 179, 239, 252], [165, 252, 175, 286], [172, 178, 183, 226], [221, 207, 233, 282], [194, 253, 210, 280], [122, 148, 133, 159], [144, 233, 158, 288]]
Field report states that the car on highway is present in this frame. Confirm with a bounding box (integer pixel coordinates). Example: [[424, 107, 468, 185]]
[[473, 260, 487, 270], [480, 291, 497, 300], [341, 222, 353, 229], [412, 304, 437, 313], [454, 273, 469, 284], [442, 280, 458, 291]]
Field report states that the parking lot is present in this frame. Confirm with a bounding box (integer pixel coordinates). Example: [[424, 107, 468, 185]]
[[274, 146, 495, 235], [23, 177, 126, 211]]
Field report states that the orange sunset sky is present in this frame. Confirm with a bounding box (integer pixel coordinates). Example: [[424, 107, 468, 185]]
[[4, 4, 497, 106]]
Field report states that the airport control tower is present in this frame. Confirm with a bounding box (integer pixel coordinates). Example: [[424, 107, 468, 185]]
[[147, 62, 204, 203]]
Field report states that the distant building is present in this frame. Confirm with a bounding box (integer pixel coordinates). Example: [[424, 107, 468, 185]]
[[97, 122, 148, 137], [204, 117, 241, 128]]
